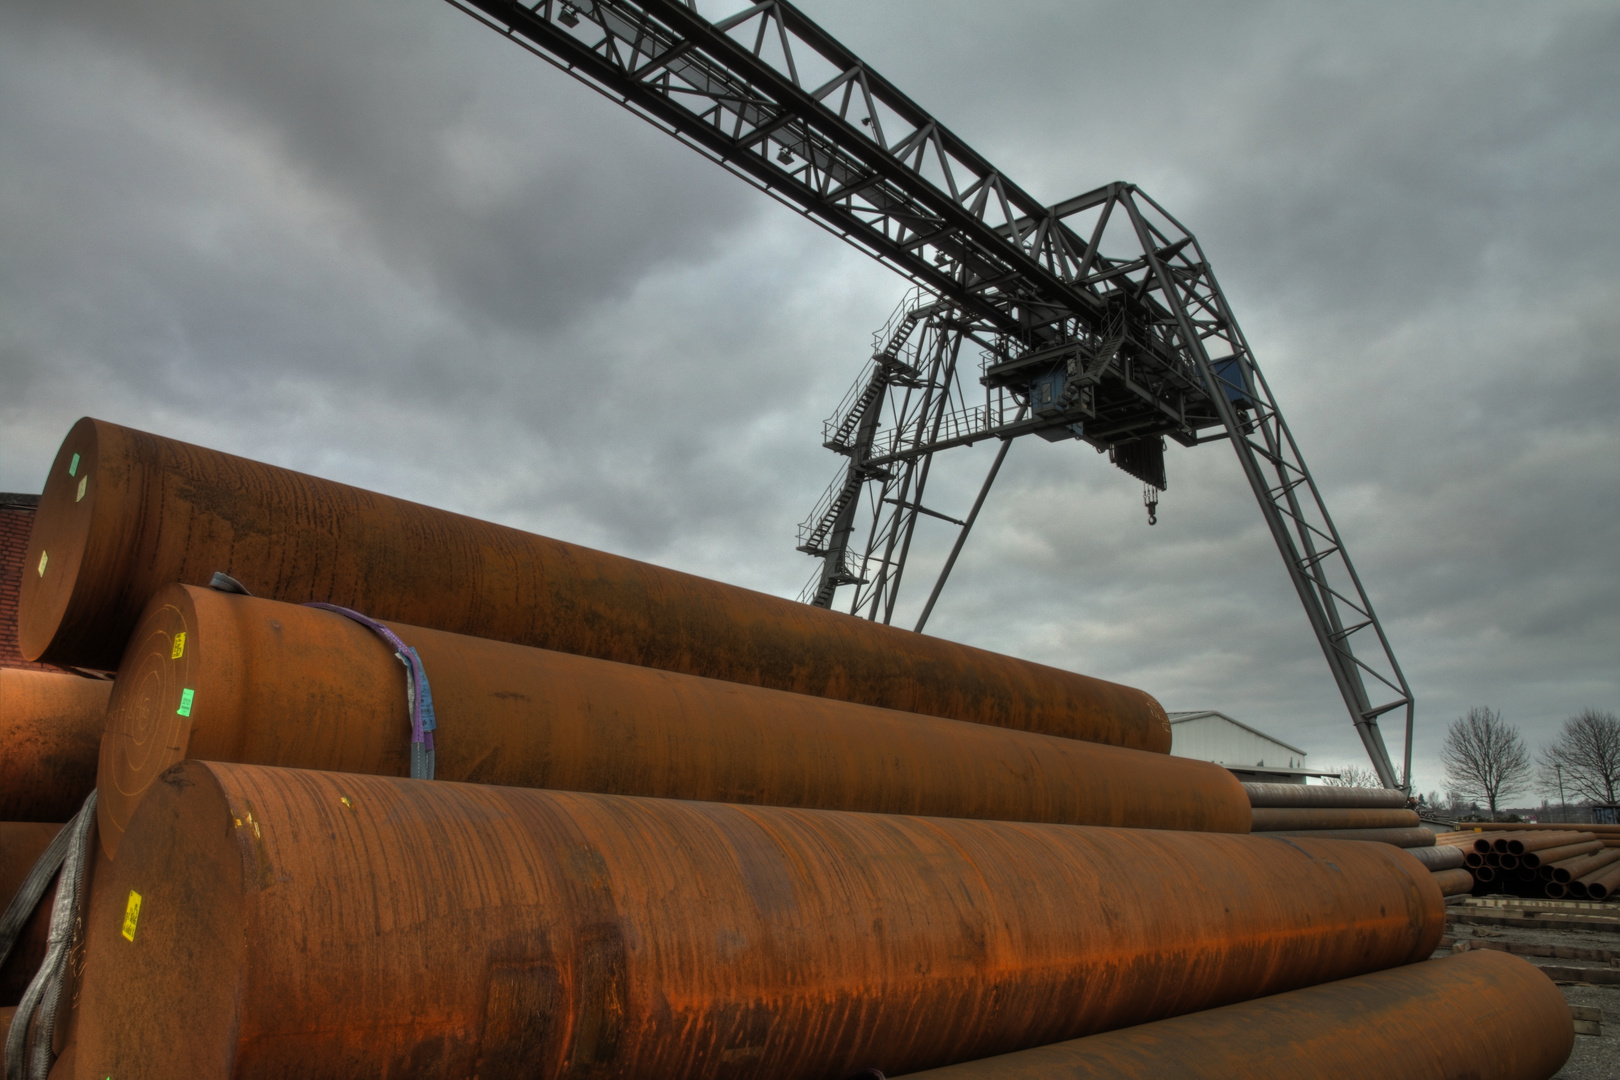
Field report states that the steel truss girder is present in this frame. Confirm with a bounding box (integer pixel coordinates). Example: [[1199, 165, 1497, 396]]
[[447, 0, 1415, 789]]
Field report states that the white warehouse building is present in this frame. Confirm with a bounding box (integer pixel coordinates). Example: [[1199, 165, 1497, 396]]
[[1167, 710, 1340, 785]]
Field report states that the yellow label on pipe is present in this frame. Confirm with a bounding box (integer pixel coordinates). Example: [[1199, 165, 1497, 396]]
[[122, 890, 142, 942], [76, 475, 88, 502], [171, 632, 186, 660], [37, 550, 48, 577]]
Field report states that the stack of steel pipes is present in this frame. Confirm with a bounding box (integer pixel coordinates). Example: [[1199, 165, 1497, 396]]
[[0, 667, 109, 1028], [0, 418, 1573, 1079], [1243, 783, 1470, 898], [1437, 828, 1620, 900]]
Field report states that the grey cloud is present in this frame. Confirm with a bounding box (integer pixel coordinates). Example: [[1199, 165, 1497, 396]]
[[1, 0, 1615, 793]]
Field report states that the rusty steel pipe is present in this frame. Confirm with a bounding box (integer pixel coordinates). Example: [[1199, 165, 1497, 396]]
[[1571, 855, 1620, 900], [71, 762, 1443, 1080], [1473, 866, 1496, 884], [0, 823, 63, 1007], [1249, 808, 1418, 832], [1497, 853, 1520, 870], [1514, 831, 1597, 854], [1584, 862, 1620, 901], [21, 419, 1170, 752], [96, 585, 1249, 859], [1545, 880, 1566, 898], [1429, 869, 1474, 897], [889, 950, 1572, 1080], [1402, 845, 1465, 872], [1483, 852, 1501, 866], [1464, 851, 1485, 868], [0, 670, 108, 822], [1260, 827, 1434, 847], [1240, 784, 1408, 810], [1550, 847, 1620, 885], [1526, 840, 1602, 869], [1444, 821, 1620, 835]]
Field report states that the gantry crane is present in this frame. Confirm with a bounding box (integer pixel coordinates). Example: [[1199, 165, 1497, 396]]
[[446, 0, 1414, 790]]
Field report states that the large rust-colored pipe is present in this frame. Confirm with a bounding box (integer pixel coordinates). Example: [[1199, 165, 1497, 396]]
[[0, 823, 63, 1007], [1259, 827, 1434, 848], [69, 763, 1442, 1080], [0, 670, 107, 822], [1249, 808, 1418, 832], [1241, 784, 1408, 810], [888, 951, 1572, 1080], [96, 585, 1248, 858], [21, 419, 1169, 752]]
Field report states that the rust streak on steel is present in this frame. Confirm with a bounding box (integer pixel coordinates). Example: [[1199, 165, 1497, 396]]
[[1241, 783, 1408, 810], [889, 950, 1572, 1079], [1249, 808, 1419, 832], [0, 822, 63, 1006], [21, 419, 1169, 752], [71, 763, 1443, 1080], [0, 670, 107, 822], [1257, 827, 1435, 848], [95, 585, 1249, 858]]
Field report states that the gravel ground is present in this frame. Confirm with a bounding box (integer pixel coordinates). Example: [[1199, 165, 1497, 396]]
[[1555, 984, 1619, 1080], [1444, 905, 1619, 1079]]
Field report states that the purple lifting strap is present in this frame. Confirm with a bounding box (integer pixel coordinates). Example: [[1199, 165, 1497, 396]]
[[305, 603, 437, 780]]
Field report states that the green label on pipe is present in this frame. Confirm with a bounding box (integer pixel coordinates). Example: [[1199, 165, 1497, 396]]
[[177, 688, 195, 717]]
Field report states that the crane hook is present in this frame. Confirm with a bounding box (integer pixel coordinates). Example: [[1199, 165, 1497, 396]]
[[1144, 484, 1159, 526]]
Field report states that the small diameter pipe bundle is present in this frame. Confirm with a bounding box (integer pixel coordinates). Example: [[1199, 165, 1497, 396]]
[[1576, 861, 1620, 900], [95, 585, 1251, 858], [1447, 821, 1620, 835], [21, 418, 1170, 753], [1249, 808, 1418, 832], [1256, 827, 1434, 848], [0, 670, 108, 821], [1242, 784, 1408, 810], [1530, 840, 1603, 873], [1563, 850, 1620, 899], [0, 823, 64, 1006], [1547, 847, 1620, 884], [888, 950, 1572, 1080], [69, 763, 1443, 1080]]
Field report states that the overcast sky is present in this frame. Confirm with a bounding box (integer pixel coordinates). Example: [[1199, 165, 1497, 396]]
[[2, 0, 1615, 798]]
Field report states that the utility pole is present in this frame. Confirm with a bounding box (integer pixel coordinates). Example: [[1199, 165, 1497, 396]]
[[1556, 764, 1568, 823]]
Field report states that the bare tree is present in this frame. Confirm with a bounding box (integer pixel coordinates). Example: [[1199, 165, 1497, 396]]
[[1539, 709, 1620, 805], [1441, 707, 1531, 817], [1324, 764, 1381, 788]]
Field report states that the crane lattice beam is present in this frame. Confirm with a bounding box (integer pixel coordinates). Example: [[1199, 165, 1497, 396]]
[[446, 0, 1416, 790]]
